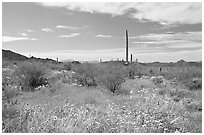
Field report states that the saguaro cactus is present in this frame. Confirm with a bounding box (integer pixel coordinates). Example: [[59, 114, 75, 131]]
[[126, 30, 129, 64]]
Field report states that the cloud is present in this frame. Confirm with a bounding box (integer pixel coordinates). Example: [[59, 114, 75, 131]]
[[59, 33, 80, 38], [2, 36, 38, 42], [95, 34, 112, 38], [41, 28, 54, 32], [38, 2, 201, 25], [132, 41, 166, 44], [56, 25, 79, 30], [132, 40, 201, 49], [133, 31, 201, 42], [151, 24, 179, 30], [18, 33, 27, 36], [23, 29, 35, 32], [56, 25, 89, 31], [130, 31, 202, 50]]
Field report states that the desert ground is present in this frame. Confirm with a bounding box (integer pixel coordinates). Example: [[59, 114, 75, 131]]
[[2, 58, 202, 133]]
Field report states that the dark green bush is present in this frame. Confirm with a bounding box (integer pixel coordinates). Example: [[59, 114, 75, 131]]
[[16, 61, 48, 91]]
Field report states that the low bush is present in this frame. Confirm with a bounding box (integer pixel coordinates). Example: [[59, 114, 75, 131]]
[[185, 79, 202, 90], [99, 74, 124, 93], [185, 102, 202, 112], [149, 69, 154, 76], [72, 63, 97, 87], [97, 64, 125, 93], [157, 89, 167, 95], [3, 108, 33, 133], [16, 61, 49, 91], [126, 64, 137, 79], [2, 75, 21, 133], [2, 87, 20, 101], [45, 63, 63, 70], [168, 89, 193, 102], [152, 77, 163, 85], [63, 62, 72, 71]]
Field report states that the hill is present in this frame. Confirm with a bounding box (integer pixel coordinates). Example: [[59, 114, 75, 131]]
[[140, 60, 202, 67], [2, 49, 28, 61], [2, 49, 57, 63]]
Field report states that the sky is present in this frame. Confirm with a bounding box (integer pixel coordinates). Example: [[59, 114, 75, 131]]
[[2, 2, 202, 62]]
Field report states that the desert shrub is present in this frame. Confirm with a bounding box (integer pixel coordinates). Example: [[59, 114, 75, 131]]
[[45, 63, 62, 70], [2, 70, 20, 116], [3, 108, 34, 133], [63, 62, 72, 71], [126, 64, 137, 79], [183, 112, 202, 133], [161, 66, 202, 88], [185, 79, 202, 90], [157, 89, 167, 95], [2, 72, 11, 91], [2, 87, 20, 101], [2, 87, 20, 129], [72, 63, 97, 87], [16, 61, 49, 91], [124, 64, 145, 78], [2, 74, 21, 133], [99, 74, 124, 93], [2, 60, 12, 68], [149, 69, 154, 76], [168, 89, 193, 102], [152, 77, 163, 85], [97, 64, 125, 93], [175, 90, 192, 99], [162, 72, 176, 80], [185, 102, 202, 112]]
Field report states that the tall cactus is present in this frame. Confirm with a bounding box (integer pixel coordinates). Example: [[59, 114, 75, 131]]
[[126, 30, 128, 64]]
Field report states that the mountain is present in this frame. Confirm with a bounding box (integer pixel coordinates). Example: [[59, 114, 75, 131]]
[[140, 59, 202, 67], [2, 49, 57, 63]]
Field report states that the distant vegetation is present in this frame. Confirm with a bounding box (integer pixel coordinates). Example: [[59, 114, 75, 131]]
[[2, 49, 202, 133]]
